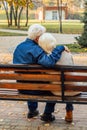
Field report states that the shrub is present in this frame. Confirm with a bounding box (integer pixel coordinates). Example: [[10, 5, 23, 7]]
[[76, 1, 87, 47]]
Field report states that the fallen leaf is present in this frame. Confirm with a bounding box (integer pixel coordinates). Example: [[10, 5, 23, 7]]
[[0, 119, 4, 122], [22, 112, 26, 114], [10, 104, 15, 106], [44, 123, 50, 127], [28, 119, 31, 122], [62, 117, 65, 120], [71, 122, 75, 126], [8, 112, 13, 115], [33, 116, 38, 119]]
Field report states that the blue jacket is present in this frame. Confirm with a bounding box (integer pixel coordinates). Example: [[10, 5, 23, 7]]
[[13, 38, 65, 67]]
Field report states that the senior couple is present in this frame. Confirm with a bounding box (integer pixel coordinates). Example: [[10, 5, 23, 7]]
[[13, 24, 73, 122]]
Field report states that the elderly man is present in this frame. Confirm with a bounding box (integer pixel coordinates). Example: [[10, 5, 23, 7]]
[[13, 24, 69, 122]]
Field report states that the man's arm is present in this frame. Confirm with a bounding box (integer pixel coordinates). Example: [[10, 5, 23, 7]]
[[37, 45, 65, 67]]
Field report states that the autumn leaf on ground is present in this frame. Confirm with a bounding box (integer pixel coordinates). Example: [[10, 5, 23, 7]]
[[44, 123, 50, 127]]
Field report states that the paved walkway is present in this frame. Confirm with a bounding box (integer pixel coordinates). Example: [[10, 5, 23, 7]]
[[0, 101, 87, 130], [0, 28, 80, 44], [0, 30, 87, 130]]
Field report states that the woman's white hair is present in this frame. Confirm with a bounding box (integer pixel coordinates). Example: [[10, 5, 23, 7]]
[[28, 24, 46, 40], [38, 33, 57, 54]]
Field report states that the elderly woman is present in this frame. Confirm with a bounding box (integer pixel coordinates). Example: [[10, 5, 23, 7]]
[[13, 24, 69, 122], [38, 32, 74, 122], [39, 32, 74, 65]]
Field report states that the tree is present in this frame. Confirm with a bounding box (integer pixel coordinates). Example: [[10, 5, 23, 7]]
[[1, 0, 10, 26], [13, 0, 34, 28], [76, 0, 87, 48], [0, 0, 34, 28]]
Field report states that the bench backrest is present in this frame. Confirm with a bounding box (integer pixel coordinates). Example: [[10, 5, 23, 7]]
[[0, 64, 87, 103]]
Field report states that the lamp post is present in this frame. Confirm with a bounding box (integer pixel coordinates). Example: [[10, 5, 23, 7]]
[[57, 0, 62, 33]]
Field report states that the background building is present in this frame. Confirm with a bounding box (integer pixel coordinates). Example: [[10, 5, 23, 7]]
[[37, 5, 68, 20]]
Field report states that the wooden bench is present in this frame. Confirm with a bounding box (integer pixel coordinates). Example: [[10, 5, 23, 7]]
[[0, 64, 87, 104]]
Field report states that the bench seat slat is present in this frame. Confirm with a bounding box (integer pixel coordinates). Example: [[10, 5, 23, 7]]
[[0, 94, 62, 101], [57, 69, 87, 73], [65, 84, 87, 92], [65, 75, 87, 82], [1, 68, 87, 73], [0, 73, 61, 82], [0, 83, 62, 91], [0, 68, 60, 73]]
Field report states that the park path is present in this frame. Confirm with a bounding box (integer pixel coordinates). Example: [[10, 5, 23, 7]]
[[0, 28, 80, 45], [0, 101, 87, 130]]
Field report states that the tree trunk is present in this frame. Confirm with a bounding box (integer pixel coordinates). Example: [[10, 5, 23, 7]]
[[25, 2, 29, 27], [13, 7, 18, 26], [57, 0, 62, 33], [9, 5, 13, 26], [2, 1, 10, 26], [18, 7, 23, 28]]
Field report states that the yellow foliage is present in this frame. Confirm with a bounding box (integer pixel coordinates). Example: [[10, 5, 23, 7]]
[[7, 0, 12, 2], [84, 48, 87, 51], [29, 2, 34, 9], [7, 0, 13, 6], [1, 0, 34, 9]]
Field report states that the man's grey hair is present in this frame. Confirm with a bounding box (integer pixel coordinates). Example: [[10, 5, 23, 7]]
[[28, 24, 46, 40]]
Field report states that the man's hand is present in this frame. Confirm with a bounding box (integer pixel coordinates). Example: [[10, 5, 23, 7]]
[[64, 46, 70, 52]]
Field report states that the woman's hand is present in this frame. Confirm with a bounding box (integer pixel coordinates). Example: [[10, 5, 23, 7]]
[[64, 46, 70, 52]]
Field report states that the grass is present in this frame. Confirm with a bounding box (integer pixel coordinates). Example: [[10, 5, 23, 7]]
[[0, 32, 27, 36], [0, 20, 84, 34], [42, 21, 84, 34], [63, 43, 87, 53]]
